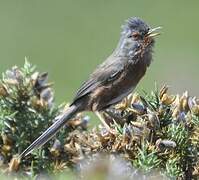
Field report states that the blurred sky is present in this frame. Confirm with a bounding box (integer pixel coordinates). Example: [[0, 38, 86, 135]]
[[0, 0, 198, 104]]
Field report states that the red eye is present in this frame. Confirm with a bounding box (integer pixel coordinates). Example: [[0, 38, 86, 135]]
[[132, 32, 140, 38]]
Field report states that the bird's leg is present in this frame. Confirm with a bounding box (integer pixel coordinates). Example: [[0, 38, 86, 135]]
[[95, 111, 111, 132]]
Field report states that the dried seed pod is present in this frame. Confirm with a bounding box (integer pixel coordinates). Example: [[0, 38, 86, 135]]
[[173, 94, 180, 107], [30, 96, 44, 110], [193, 161, 199, 176], [190, 127, 199, 146], [64, 142, 76, 154], [2, 145, 12, 153], [50, 139, 61, 157], [191, 105, 199, 116], [67, 114, 89, 130], [130, 93, 140, 105], [30, 72, 39, 86], [8, 156, 20, 172], [112, 140, 122, 151], [184, 112, 192, 125], [193, 167, 199, 176], [172, 106, 180, 119], [159, 85, 168, 99], [156, 139, 176, 150], [2, 134, 12, 145], [4, 78, 18, 85], [131, 122, 143, 129], [115, 97, 129, 110], [0, 83, 8, 96], [67, 118, 82, 128], [147, 112, 160, 130], [195, 98, 199, 105], [160, 94, 176, 105], [180, 91, 189, 111], [53, 161, 67, 172]]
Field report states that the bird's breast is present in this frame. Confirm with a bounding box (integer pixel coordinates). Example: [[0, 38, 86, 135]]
[[89, 59, 147, 111]]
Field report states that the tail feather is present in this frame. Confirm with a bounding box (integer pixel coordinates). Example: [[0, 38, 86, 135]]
[[20, 105, 79, 158]]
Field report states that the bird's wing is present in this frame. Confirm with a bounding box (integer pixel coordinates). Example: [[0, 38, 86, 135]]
[[72, 78, 99, 102], [72, 56, 126, 103]]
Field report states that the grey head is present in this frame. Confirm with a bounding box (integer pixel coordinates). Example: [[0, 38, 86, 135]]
[[115, 17, 161, 65]]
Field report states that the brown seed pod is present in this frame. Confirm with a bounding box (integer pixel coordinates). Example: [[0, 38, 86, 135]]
[[172, 106, 180, 119], [30, 72, 39, 86], [64, 142, 77, 155], [30, 96, 44, 110], [67, 118, 82, 128], [180, 91, 189, 111], [2, 134, 13, 145], [8, 156, 20, 172], [160, 94, 176, 105], [190, 127, 199, 146], [193, 161, 199, 176], [53, 160, 67, 172], [0, 83, 8, 97], [131, 121, 145, 129], [147, 112, 160, 130], [130, 93, 140, 104], [191, 105, 199, 116], [159, 85, 169, 99], [173, 95, 180, 107], [2, 145, 12, 153], [115, 97, 129, 110]]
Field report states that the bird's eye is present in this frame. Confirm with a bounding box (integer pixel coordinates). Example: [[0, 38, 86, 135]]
[[132, 32, 140, 39]]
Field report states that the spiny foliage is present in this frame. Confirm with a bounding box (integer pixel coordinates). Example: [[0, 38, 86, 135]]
[[0, 61, 199, 179], [0, 60, 88, 177], [61, 87, 199, 179]]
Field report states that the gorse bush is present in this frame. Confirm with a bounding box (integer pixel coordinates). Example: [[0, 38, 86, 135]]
[[0, 61, 198, 179], [0, 60, 88, 177]]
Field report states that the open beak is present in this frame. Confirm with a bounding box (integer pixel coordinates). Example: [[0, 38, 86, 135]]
[[147, 26, 162, 38]]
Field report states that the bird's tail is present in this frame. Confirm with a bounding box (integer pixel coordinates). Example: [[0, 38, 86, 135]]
[[20, 105, 79, 158]]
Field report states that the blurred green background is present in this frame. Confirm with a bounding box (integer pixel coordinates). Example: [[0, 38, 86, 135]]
[[0, 0, 198, 103]]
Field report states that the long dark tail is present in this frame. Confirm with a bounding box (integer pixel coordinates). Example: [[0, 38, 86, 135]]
[[20, 105, 79, 158]]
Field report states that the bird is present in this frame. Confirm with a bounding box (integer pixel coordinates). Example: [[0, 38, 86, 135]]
[[20, 17, 161, 157]]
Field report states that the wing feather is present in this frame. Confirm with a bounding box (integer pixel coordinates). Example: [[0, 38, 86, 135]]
[[72, 56, 126, 103]]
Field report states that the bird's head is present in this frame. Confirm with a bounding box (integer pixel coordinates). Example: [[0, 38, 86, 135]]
[[116, 17, 161, 60]]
